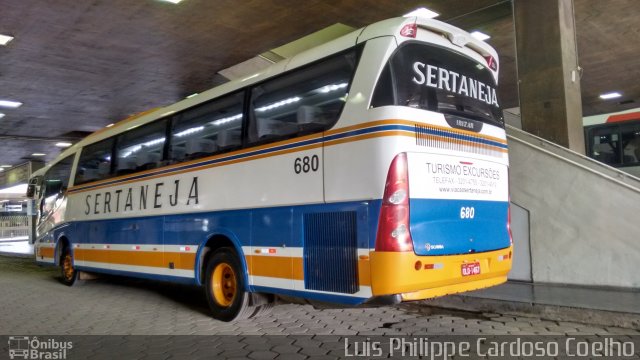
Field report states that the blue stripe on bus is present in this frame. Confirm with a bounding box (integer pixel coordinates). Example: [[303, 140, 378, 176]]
[[69, 201, 379, 248], [70, 123, 507, 193]]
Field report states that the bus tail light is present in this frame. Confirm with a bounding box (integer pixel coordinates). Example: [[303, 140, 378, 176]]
[[400, 23, 417, 38], [376, 153, 414, 252], [484, 55, 497, 71]]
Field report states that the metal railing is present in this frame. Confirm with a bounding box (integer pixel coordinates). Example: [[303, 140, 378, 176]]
[[506, 124, 640, 193], [0, 215, 30, 240]]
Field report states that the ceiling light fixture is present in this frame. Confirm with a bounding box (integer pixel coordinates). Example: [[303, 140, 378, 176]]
[[106, 123, 114, 128], [0, 34, 14, 46], [471, 31, 491, 41], [31, 153, 46, 157], [55, 142, 72, 148], [160, 0, 184, 3], [0, 113, 4, 119], [404, 7, 439, 19], [599, 92, 622, 100], [0, 100, 22, 108], [0, 165, 12, 168], [186, 93, 199, 99]]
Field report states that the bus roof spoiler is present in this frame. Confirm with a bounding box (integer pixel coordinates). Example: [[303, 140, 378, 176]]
[[414, 17, 499, 65]]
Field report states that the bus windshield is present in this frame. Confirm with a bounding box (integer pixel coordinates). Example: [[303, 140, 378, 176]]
[[372, 42, 504, 128]]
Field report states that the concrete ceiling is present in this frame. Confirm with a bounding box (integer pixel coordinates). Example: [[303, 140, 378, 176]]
[[0, 0, 638, 166]]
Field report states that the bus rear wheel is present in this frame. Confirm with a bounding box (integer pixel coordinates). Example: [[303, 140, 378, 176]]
[[60, 246, 81, 286], [205, 248, 254, 321]]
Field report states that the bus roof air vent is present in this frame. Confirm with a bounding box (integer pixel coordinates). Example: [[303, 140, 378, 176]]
[[449, 34, 468, 47]]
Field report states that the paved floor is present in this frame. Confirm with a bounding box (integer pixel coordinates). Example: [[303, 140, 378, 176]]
[[464, 281, 640, 314], [1, 255, 637, 338]]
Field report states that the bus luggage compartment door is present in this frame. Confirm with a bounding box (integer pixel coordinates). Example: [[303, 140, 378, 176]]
[[406, 152, 510, 256]]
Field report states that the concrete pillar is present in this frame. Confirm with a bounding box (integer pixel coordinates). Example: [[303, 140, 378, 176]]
[[513, 0, 585, 153]]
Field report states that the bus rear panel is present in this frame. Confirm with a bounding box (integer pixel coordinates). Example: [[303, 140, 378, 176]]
[[366, 25, 512, 301]]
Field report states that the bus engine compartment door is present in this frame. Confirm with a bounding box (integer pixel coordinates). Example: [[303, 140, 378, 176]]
[[406, 152, 510, 256]]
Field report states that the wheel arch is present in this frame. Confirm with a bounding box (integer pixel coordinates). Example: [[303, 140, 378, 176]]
[[54, 234, 71, 266], [195, 229, 248, 288]]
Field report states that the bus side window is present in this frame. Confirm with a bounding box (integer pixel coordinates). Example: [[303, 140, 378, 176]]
[[43, 154, 74, 194], [115, 119, 168, 175], [169, 92, 244, 163], [622, 126, 640, 164], [247, 48, 358, 144], [589, 127, 621, 166], [41, 154, 75, 216], [75, 138, 115, 185]]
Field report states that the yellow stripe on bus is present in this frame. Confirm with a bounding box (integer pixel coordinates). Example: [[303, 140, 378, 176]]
[[75, 249, 196, 270]]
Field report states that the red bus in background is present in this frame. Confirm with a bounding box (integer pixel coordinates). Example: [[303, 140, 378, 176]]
[[584, 108, 640, 178]]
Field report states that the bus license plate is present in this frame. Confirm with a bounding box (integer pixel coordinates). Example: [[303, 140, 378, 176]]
[[461, 262, 481, 276]]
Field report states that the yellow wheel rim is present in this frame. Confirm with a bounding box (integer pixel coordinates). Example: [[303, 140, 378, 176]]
[[62, 253, 74, 281], [211, 263, 237, 307]]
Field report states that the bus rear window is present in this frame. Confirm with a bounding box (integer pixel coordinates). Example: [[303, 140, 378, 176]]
[[372, 43, 504, 127]]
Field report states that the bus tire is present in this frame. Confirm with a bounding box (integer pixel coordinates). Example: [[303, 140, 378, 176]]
[[60, 246, 82, 286], [251, 302, 274, 318], [204, 248, 253, 322]]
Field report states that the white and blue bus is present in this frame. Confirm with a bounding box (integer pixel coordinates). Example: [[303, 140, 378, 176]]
[[30, 17, 512, 321]]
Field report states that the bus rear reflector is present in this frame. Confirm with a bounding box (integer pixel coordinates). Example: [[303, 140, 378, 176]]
[[400, 23, 417, 38], [376, 153, 414, 252]]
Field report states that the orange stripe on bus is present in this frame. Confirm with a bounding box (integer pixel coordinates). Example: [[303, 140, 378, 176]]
[[39, 247, 55, 258], [324, 130, 507, 153], [607, 111, 640, 123], [324, 130, 415, 147], [325, 119, 507, 144], [76, 249, 195, 270], [247, 255, 371, 286], [247, 255, 301, 280]]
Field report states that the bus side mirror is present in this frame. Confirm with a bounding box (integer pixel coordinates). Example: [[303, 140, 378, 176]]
[[26, 184, 36, 198], [26, 176, 42, 199]]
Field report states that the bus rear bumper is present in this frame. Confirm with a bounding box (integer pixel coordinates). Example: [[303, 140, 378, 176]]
[[369, 246, 512, 301], [400, 275, 507, 301]]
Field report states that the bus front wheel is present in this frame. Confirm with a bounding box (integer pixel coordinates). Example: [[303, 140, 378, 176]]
[[204, 248, 253, 321], [60, 246, 82, 286]]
